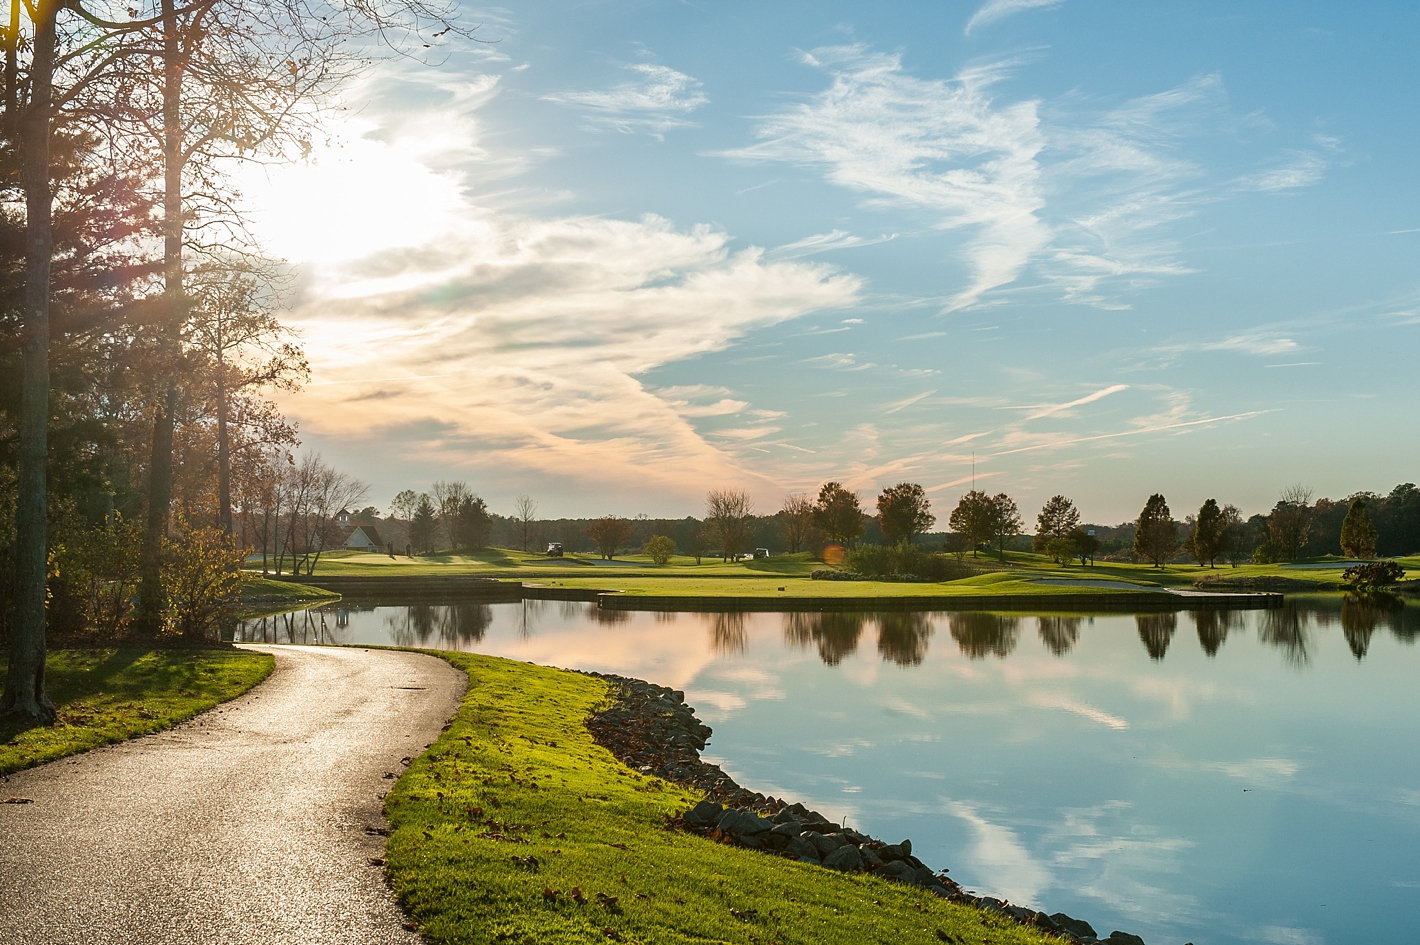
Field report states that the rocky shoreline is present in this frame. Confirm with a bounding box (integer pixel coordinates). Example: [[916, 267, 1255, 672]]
[[584, 672, 1158, 945]]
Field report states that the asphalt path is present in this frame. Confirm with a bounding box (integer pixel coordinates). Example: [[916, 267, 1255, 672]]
[[0, 645, 466, 945]]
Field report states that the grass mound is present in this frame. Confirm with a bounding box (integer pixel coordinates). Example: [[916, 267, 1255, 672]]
[[0, 647, 273, 776], [385, 652, 1062, 945]]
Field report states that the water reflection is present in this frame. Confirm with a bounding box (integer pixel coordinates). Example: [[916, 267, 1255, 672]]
[[710, 612, 749, 656], [384, 603, 494, 648], [1037, 616, 1082, 656], [1136, 613, 1177, 661], [1192, 609, 1243, 657], [874, 612, 934, 666], [234, 598, 1420, 669], [949, 612, 1020, 660], [1258, 607, 1311, 668], [782, 612, 866, 666]]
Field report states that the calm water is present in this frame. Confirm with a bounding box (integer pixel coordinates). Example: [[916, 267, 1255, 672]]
[[235, 599, 1420, 945]]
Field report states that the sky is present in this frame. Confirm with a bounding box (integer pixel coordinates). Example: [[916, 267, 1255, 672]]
[[239, 0, 1420, 525]]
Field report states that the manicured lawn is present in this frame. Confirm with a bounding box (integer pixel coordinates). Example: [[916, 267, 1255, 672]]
[[0, 648, 274, 776], [289, 547, 1396, 601], [384, 653, 1061, 945]]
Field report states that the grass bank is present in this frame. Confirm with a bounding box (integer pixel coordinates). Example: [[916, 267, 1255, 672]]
[[384, 652, 1061, 945], [0, 648, 273, 776], [239, 576, 342, 616]]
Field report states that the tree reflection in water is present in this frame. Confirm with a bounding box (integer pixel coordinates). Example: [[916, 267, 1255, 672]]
[[1136, 613, 1177, 661], [874, 612, 934, 666], [588, 607, 631, 626], [1191, 609, 1244, 657], [782, 612, 866, 666], [236, 607, 342, 644], [1340, 595, 1404, 660], [1257, 604, 1312, 668], [948, 612, 1020, 659], [384, 603, 494, 649], [1037, 616, 1082, 656], [709, 612, 748, 656]]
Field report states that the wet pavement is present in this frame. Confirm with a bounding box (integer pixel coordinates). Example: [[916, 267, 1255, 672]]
[[0, 645, 465, 945]]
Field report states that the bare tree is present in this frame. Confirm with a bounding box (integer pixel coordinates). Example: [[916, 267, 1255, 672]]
[[431, 480, 468, 551], [705, 489, 755, 561], [779, 493, 814, 553], [514, 494, 538, 552]]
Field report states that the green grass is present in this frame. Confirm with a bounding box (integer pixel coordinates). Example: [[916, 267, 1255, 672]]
[[292, 546, 1402, 601], [384, 652, 1063, 945], [0, 648, 274, 776], [241, 576, 343, 600]]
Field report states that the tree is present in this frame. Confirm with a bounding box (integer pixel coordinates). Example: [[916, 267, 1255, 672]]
[[948, 490, 995, 558], [1045, 535, 1077, 565], [513, 494, 538, 553], [1268, 486, 1313, 562], [1033, 495, 1080, 553], [432, 480, 469, 550], [586, 515, 631, 560], [1340, 497, 1378, 559], [452, 495, 491, 551], [1070, 528, 1099, 566], [1220, 504, 1249, 566], [705, 489, 755, 560], [409, 494, 436, 553], [813, 482, 863, 546], [390, 489, 419, 522], [645, 535, 676, 566], [877, 482, 935, 545], [1190, 499, 1226, 568], [1133, 494, 1177, 567], [686, 523, 707, 565], [989, 493, 1022, 561], [779, 493, 815, 553]]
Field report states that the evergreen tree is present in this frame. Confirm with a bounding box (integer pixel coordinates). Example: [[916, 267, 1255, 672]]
[[1191, 499, 1226, 567], [1033, 495, 1080, 553], [409, 494, 437, 553], [1339, 497, 1378, 559], [1133, 494, 1177, 567]]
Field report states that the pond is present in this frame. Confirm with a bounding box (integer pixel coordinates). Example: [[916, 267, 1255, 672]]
[[233, 598, 1420, 945]]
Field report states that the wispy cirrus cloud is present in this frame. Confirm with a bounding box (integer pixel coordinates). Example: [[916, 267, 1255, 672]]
[[1240, 150, 1329, 192], [726, 46, 1050, 311], [544, 63, 708, 138], [768, 229, 898, 259], [965, 0, 1066, 35]]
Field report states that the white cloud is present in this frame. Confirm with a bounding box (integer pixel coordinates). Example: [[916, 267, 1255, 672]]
[[966, 0, 1066, 35], [249, 70, 858, 511], [727, 47, 1050, 311], [946, 800, 1053, 905], [1241, 150, 1328, 192], [544, 63, 708, 138], [1007, 383, 1130, 420], [768, 229, 898, 259]]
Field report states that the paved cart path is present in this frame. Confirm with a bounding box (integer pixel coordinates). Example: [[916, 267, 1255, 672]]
[[0, 645, 465, 945]]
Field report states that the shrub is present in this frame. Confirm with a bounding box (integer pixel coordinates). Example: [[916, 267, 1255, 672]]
[[810, 569, 862, 581], [52, 516, 143, 639], [843, 542, 969, 582], [1343, 561, 1406, 589], [644, 535, 677, 566], [162, 522, 245, 639]]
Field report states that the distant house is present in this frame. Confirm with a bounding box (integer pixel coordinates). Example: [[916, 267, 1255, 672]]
[[334, 508, 384, 552]]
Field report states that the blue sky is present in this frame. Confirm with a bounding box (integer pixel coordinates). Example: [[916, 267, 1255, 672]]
[[245, 0, 1420, 523]]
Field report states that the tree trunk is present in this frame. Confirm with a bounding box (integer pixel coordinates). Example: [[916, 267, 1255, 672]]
[[136, 0, 185, 632], [216, 362, 231, 532], [2, 1, 58, 724]]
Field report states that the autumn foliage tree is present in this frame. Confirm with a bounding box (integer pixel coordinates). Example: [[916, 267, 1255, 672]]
[[705, 489, 755, 560], [778, 493, 815, 553], [586, 515, 632, 560]]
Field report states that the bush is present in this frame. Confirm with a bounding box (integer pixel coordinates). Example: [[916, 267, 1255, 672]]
[[810, 569, 862, 581], [843, 542, 969, 582], [644, 535, 677, 566], [162, 523, 245, 639], [52, 516, 143, 639], [1343, 560, 1406, 589]]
